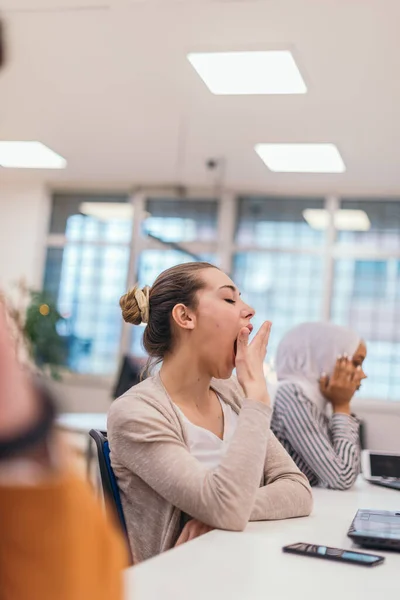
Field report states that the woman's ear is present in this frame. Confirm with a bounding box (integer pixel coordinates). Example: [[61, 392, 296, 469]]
[[171, 303, 196, 330]]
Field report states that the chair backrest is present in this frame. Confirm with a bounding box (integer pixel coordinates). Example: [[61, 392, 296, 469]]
[[89, 429, 130, 548]]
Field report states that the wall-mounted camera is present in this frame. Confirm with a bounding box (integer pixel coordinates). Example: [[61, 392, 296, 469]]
[[205, 157, 226, 189], [206, 159, 219, 170]]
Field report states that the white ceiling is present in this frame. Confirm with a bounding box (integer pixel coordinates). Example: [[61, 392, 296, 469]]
[[1, 0, 400, 195]]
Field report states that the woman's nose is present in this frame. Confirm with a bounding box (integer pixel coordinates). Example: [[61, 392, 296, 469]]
[[244, 304, 255, 319]]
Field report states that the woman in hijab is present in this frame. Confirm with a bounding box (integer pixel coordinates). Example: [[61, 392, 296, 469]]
[[271, 322, 367, 490]]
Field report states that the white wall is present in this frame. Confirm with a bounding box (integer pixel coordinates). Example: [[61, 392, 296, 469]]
[[51, 375, 114, 414], [353, 399, 400, 453], [0, 181, 50, 295]]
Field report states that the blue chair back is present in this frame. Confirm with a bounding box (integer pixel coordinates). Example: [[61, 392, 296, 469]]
[[89, 429, 132, 562]]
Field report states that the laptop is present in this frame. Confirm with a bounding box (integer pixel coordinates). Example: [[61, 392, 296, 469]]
[[369, 478, 400, 491], [362, 451, 400, 491], [348, 509, 400, 551]]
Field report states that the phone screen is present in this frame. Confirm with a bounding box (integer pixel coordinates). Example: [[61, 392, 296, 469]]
[[370, 454, 400, 478], [284, 543, 384, 565]]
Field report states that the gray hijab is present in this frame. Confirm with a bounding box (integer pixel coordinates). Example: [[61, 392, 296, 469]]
[[276, 322, 360, 412]]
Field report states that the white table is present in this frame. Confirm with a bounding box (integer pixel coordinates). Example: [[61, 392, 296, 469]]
[[56, 413, 108, 477], [56, 413, 108, 433], [125, 478, 400, 600]]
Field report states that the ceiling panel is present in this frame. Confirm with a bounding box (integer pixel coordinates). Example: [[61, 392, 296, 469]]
[[1, 0, 400, 193], [1, 1, 110, 11]]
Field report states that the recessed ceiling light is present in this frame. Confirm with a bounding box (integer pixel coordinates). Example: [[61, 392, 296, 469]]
[[187, 51, 306, 95], [255, 143, 345, 173], [79, 202, 133, 221], [0, 141, 66, 169], [334, 209, 371, 231], [303, 209, 330, 230], [303, 209, 371, 231]]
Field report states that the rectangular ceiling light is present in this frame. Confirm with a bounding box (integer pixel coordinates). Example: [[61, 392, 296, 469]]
[[255, 143, 345, 173], [303, 209, 371, 231], [334, 209, 371, 231], [0, 141, 66, 169], [80, 202, 133, 221], [303, 209, 330, 230], [187, 51, 306, 95]]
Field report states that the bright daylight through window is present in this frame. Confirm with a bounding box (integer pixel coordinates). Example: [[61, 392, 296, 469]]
[[43, 193, 400, 402]]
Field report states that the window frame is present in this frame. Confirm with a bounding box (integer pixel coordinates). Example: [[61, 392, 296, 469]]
[[44, 190, 400, 400]]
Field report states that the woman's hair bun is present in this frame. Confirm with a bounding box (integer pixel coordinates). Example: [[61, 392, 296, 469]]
[[120, 285, 150, 325]]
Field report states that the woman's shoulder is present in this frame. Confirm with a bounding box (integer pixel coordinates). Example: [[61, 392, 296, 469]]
[[108, 375, 176, 430], [274, 382, 310, 406]]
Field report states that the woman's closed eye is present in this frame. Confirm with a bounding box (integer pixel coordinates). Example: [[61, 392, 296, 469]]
[[224, 299, 236, 305]]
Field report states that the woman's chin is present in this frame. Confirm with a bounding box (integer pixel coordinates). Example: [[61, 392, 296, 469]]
[[218, 371, 234, 380], [211, 363, 234, 380], [223, 360, 235, 379]]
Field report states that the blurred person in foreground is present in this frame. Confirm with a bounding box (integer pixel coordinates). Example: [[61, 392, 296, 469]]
[[0, 300, 127, 600], [271, 322, 367, 491], [0, 20, 127, 600]]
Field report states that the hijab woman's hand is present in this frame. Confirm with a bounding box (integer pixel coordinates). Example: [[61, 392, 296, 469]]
[[319, 355, 363, 413]]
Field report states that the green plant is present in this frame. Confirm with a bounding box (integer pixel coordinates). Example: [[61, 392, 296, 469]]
[[23, 290, 67, 380]]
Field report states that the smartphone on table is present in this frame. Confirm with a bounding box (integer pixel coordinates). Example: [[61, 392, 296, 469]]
[[283, 542, 385, 567]]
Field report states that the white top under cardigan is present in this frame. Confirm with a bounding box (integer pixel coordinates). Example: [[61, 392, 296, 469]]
[[174, 396, 239, 470]]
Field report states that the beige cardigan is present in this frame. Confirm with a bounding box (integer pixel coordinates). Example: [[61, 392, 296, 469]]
[[108, 374, 313, 563]]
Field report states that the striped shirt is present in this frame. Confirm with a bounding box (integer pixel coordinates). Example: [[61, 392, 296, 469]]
[[271, 383, 360, 490]]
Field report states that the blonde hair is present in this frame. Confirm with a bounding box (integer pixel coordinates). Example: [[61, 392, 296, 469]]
[[120, 285, 150, 325]]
